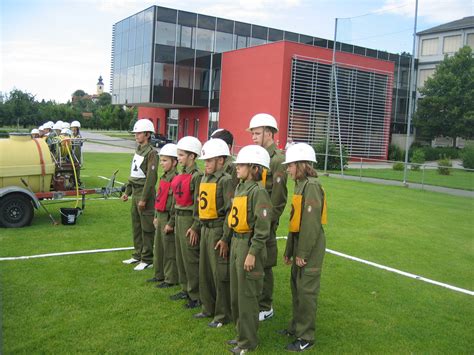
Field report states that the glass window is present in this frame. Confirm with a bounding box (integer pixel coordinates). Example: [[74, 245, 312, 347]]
[[216, 31, 233, 52], [157, 7, 177, 23], [134, 46, 143, 65], [154, 63, 174, 87], [178, 25, 194, 48], [143, 62, 151, 85], [129, 15, 137, 29], [198, 14, 215, 30], [251, 25, 267, 40], [122, 18, 130, 32], [196, 27, 214, 52], [144, 21, 153, 46], [115, 32, 122, 53], [354, 45, 366, 55], [143, 45, 152, 63], [268, 28, 283, 42], [121, 31, 129, 52], [418, 68, 435, 87], [116, 21, 123, 34], [217, 18, 233, 33], [127, 50, 135, 67], [250, 37, 266, 46], [156, 21, 176, 46], [443, 35, 461, 54], [144, 7, 154, 23], [234, 34, 248, 49], [155, 44, 175, 63], [134, 64, 142, 87], [136, 25, 144, 48], [284, 31, 299, 42], [299, 34, 313, 45], [128, 27, 136, 48], [421, 38, 438, 56], [176, 65, 193, 88], [314, 37, 327, 48], [136, 11, 145, 26], [127, 66, 135, 87], [176, 47, 195, 65], [467, 33, 474, 49], [178, 11, 197, 27], [234, 22, 251, 36], [341, 43, 353, 53], [141, 85, 150, 102]]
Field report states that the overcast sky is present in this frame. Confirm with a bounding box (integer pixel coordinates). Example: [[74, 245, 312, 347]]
[[1, 0, 472, 103]]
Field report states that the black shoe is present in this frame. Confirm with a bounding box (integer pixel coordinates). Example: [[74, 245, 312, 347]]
[[208, 321, 225, 328], [184, 299, 201, 309], [193, 312, 212, 319], [227, 339, 238, 346], [146, 277, 164, 283], [169, 291, 188, 301], [277, 329, 295, 337], [229, 346, 255, 354], [286, 339, 314, 352], [157, 282, 177, 289]]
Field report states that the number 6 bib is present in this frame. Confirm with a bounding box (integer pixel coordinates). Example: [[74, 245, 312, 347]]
[[198, 182, 217, 219], [228, 196, 251, 233]]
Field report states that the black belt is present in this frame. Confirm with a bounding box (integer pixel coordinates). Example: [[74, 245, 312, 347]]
[[233, 232, 252, 239], [176, 210, 193, 216], [201, 219, 224, 228]]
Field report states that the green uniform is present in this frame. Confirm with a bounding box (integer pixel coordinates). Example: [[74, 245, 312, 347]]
[[153, 168, 178, 283], [124, 143, 158, 264], [260, 142, 288, 311], [71, 134, 82, 165], [198, 169, 234, 324], [174, 163, 203, 301], [224, 155, 239, 190], [284, 177, 326, 343], [229, 180, 272, 350]]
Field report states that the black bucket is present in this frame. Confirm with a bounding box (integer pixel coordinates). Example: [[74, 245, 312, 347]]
[[60, 208, 81, 225]]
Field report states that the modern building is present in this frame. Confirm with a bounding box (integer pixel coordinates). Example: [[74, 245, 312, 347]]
[[416, 16, 474, 91], [111, 6, 414, 159]]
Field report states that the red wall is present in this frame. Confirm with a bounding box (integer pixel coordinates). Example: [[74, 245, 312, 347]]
[[219, 41, 395, 156], [137, 107, 167, 135], [178, 108, 209, 143]]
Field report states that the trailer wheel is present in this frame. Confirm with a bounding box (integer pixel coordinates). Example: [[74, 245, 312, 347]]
[[0, 193, 34, 228]]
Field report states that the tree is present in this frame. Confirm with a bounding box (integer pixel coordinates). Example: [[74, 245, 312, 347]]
[[414, 46, 474, 144], [96, 92, 112, 107], [72, 89, 87, 97], [0, 89, 38, 127]]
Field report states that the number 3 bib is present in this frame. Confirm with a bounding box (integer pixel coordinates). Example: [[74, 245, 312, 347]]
[[198, 182, 218, 219], [228, 196, 251, 233]]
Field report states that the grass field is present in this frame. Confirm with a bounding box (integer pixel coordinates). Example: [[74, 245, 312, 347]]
[[1, 153, 473, 353], [332, 167, 474, 191]]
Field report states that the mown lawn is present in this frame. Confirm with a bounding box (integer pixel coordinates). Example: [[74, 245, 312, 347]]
[[337, 167, 474, 191], [1, 153, 473, 353]]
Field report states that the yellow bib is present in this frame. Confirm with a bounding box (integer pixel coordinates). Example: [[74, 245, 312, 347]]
[[261, 168, 268, 187], [289, 194, 303, 232], [321, 188, 327, 225], [198, 182, 218, 219], [228, 196, 251, 233]]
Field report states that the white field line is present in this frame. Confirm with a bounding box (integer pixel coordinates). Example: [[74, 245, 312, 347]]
[[97, 176, 125, 185], [1, 238, 472, 297]]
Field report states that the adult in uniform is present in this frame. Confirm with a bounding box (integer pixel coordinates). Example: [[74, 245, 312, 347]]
[[70, 120, 83, 165], [194, 139, 234, 328], [121, 119, 158, 271], [31, 128, 40, 139], [147, 143, 179, 287], [170, 136, 203, 309], [248, 113, 288, 321], [210, 128, 239, 189], [227, 145, 272, 354], [281, 143, 327, 352]]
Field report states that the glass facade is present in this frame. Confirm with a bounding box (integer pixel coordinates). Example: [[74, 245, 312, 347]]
[[111, 5, 414, 132]]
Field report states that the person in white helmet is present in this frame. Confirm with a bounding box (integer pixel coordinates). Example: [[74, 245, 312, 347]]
[[59, 128, 73, 160], [247, 113, 288, 321], [38, 126, 45, 138], [121, 119, 158, 271], [227, 145, 272, 354], [70, 121, 82, 164], [62, 122, 71, 130], [280, 143, 327, 352], [30, 128, 40, 139], [43, 121, 54, 138], [147, 143, 179, 288], [210, 128, 239, 189], [194, 138, 234, 328], [169, 136, 203, 309], [70, 121, 81, 138]]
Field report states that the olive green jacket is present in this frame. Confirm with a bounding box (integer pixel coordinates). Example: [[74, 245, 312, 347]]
[[265, 143, 288, 223], [124, 143, 158, 202]]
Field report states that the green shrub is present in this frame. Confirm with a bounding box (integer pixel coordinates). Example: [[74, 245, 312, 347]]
[[388, 144, 405, 161], [410, 149, 425, 171], [418, 147, 460, 161], [461, 147, 474, 170], [392, 162, 404, 171], [437, 155, 452, 175], [314, 140, 348, 171]]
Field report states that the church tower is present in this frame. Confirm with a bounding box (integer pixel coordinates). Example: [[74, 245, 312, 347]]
[[96, 76, 104, 95]]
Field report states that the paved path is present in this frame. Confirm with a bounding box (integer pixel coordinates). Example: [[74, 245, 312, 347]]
[[328, 173, 474, 198], [81, 131, 136, 153]]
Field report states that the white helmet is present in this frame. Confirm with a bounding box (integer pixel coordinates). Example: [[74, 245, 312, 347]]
[[177, 136, 202, 156], [159, 143, 178, 158], [132, 119, 155, 133], [53, 121, 63, 130], [71, 120, 81, 128], [234, 145, 270, 169], [199, 138, 230, 160], [283, 143, 317, 164], [62, 122, 71, 129], [61, 128, 72, 136], [43, 121, 54, 129], [31, 128, 40, 134], [247, 113, 278, 132], [38, 125, 44, 131]]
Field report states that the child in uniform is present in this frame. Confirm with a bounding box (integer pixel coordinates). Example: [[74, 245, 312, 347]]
[[227, 145, 272, 354], [170, 136, 203, 309], [147, 143, 179, 288], [281, 143, 327, 352], [194, 139, 234, 328]]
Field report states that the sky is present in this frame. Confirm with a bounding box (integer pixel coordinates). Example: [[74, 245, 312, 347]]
[[1, 0, 472, 103]]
